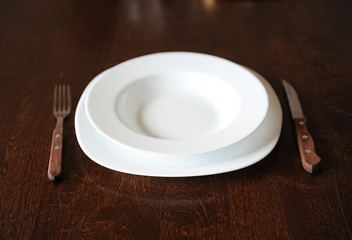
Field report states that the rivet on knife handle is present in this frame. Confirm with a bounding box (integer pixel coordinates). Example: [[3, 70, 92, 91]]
[[294, 118, 321, 173]]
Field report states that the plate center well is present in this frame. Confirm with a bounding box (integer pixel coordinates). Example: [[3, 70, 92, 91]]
[[116, 73, 241, 140], [137, 95, 219, 140]]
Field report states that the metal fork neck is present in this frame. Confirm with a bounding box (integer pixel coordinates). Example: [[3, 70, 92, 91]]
[[55, 117, 64, 130]]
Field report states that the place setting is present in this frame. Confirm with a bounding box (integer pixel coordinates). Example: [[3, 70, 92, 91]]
[[5, 1, 349, 237], [68, 52, 283, 177]]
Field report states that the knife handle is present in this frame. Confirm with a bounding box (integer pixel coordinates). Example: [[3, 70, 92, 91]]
[[294, 118, 321, 173], [48, 129, 63, 181]]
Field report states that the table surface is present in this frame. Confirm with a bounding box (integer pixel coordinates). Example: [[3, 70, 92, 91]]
[[1, 0, 351, 239]]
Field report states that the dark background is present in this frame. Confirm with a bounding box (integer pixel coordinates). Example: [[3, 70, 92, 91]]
[[1, 0, 351, 239]]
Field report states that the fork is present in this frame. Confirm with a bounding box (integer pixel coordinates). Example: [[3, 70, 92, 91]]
[[48, 85, 71, 181]]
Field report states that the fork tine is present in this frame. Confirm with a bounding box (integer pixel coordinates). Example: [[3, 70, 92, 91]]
[[63, 85, 66, 111], [53, 85, 57, 113], [67, 85, 71, 112], [58, 85, 62, 111]]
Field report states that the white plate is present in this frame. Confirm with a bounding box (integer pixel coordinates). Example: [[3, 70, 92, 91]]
[[75, 67, 282, 177], [85, 52, 269, 155]]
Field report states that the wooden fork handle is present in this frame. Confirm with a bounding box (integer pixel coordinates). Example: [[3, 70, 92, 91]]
[[48, 129, 63, 181]]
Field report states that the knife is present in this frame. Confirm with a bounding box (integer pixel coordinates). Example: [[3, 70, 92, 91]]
[[282, 79, 321, 173]]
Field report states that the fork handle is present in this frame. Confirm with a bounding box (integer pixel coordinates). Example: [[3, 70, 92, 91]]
[[48, 129, 63, 181]]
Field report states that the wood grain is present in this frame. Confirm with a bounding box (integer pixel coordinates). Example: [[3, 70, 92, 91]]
[[0, 0, 351, 239]]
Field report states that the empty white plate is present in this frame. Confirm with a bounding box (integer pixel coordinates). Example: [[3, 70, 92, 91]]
[[85, 52, 269, 155], [75, 67, 282, 177]]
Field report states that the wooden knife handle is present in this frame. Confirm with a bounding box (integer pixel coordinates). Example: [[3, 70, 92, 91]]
[[48, 129, 63, 181], [294, 118, 321, 173]]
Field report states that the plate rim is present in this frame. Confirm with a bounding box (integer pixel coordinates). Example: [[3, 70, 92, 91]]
[[85, 52, 269, 155]]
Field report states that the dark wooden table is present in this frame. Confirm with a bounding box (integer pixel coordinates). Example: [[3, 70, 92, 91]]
[[1, 0, 351, 239]]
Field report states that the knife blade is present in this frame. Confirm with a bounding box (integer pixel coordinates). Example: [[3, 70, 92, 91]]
[[282, 79, 321, 173]]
